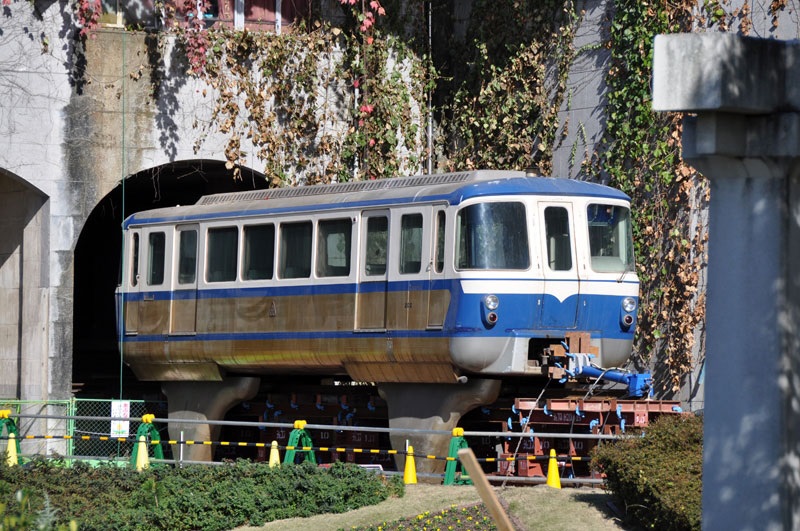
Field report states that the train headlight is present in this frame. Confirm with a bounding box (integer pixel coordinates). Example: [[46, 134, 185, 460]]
[[622, 297, 637, 313], [483, 294, 500, 311]]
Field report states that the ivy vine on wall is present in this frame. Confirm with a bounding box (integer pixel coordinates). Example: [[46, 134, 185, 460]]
[[167, 0, 427, 183], [587, 0, 708, 393], [434, 0, 580, 175]]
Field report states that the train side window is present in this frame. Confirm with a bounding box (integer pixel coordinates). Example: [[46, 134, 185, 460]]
[[243, 224, 275, 280], [147, 232, 166, 285], [365, 216, 388, 276], [131, 233, 139, 287], [456, 202, 529, 270], [280, 221, 312, 279], [317, 219, 351, 277], [544, 207, 573, 271], [207, 227, 238, 282], [177, 229, 197, 284], [400, 213, 423, 274], [434, 210, 445, 273]]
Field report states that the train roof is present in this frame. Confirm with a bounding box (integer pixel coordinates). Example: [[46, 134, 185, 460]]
[[124, 170, 630, 227]]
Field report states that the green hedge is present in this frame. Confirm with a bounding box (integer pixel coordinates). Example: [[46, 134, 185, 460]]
[[592, 413, 703, 531], [0, 459, 403, 530]]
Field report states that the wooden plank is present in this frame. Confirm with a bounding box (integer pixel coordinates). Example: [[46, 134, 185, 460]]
[[550, 343, 567, 357], [457, 448, 515, 531]]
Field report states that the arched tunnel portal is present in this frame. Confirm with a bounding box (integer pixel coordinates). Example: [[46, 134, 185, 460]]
[[71, 161, 269, 399]]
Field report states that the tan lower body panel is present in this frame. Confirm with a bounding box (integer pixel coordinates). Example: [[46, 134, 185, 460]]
[[123, 289, 454, 382], [122, 336, 455, 383]]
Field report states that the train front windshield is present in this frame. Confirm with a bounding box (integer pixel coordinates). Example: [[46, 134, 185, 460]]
[[587, 204, 635, 273], [456, 202, 530, 270]]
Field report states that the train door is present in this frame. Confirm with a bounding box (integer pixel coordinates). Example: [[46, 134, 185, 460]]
[[538, 203, 579, 329], [137, 226, 172, 335], [426, 207, 448, 329], [170, 224, 198, 335], [386, 207, 430, 331], [123, 229, 141, 335], [356, 210, 389, 330]]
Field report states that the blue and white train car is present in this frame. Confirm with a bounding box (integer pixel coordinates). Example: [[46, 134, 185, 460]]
[[115, 170, 639, 387]]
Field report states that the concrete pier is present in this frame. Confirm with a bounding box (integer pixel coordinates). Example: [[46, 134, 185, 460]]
[[379, 379, 501, 475], [162, 377, 260, 462]]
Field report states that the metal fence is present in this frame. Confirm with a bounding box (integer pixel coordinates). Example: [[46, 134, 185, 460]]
[[0, 398, 169, 463], [0, 400, 71, 458], [72, 399, 151, 461], [0, 399, 625, 486]]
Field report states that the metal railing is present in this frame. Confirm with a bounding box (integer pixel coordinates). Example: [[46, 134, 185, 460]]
[[0, 399, 623, 485]]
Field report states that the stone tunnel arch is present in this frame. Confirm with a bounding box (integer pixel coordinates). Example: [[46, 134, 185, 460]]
[[71, 160, 268, 399]]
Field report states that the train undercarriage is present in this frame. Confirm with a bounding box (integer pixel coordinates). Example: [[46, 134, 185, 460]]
[[198, 376, 682, 481], [155, 334, 680, 479]]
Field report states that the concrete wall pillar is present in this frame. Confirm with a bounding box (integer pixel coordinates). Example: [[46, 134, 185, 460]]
[[0, 172, 49, 401], [653, 34, 800, 529]]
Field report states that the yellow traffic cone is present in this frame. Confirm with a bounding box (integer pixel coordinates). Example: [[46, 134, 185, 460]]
[[403, 445, 417, 485], [5, 433, 17, 467], [135, 435, 150, 471], [546, 449, 561, 489], [268, 440, 281, 468]]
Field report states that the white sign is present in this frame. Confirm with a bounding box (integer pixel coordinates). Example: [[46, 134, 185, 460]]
[[111, 400, 131, 437]]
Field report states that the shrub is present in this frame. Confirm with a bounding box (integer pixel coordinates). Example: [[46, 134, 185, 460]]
[[0, 459, 402, 530], [592, 413, 702, 531]]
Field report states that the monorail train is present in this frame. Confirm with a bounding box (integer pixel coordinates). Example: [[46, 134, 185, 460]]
[[115, 170, 639, 387]]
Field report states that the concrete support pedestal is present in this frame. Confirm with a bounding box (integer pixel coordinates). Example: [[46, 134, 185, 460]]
[[379, 378, 500, 476], [653, 34, 800, 529], [162, 376, 260, 462]]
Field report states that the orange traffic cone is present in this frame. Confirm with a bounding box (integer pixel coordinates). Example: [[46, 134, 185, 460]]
[[546, 449, 561, 489]]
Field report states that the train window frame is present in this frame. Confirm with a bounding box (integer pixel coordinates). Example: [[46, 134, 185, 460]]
[[279, 220, 312, 279], [177, 228, 198, 285], [586, 204, 635, 273], [364, 215, 389, 277], [243, 223, 276, 281], [399, 213, 423, 275], [434, 210, 445, 274], [206, 226, 239, 283], [131, 232, 140, 287], [455, 201, 530, 271], [316, 218, 352, 278], [147, 231, 166, 286], [544, 206, 573, 271]]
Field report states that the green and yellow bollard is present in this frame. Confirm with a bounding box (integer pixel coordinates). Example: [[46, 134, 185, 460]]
[[283, 420, 316, 465], [443, 427, 471, 485], [130, 414, 164, 470], [0, 410, 20, 466]]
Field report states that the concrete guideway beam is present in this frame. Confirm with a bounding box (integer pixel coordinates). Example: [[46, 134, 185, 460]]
[[379, 378, 501, 476], [653, 33, 800, 530], [162, 377, 260, 462]]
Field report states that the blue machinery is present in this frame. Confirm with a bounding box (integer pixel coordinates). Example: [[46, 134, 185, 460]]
[[563, 348, 652, 399]]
